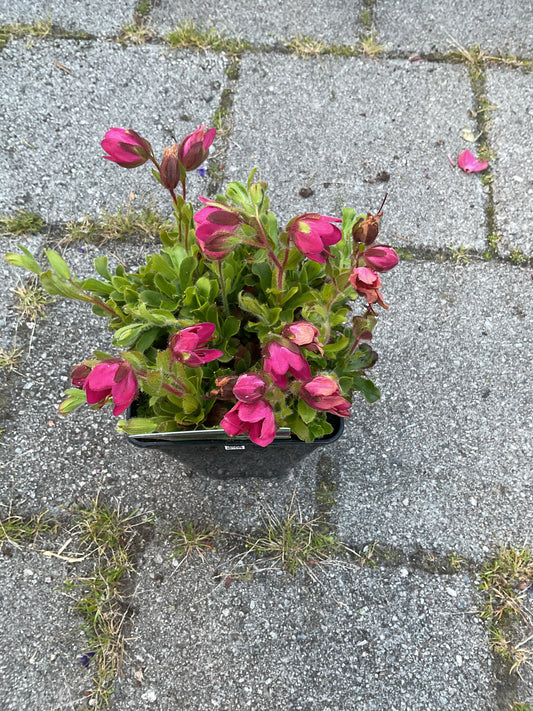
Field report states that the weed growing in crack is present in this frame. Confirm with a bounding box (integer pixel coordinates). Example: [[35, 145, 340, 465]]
[[359, 33, 387, 59], [64, 206, 169, 244], [171, 520, 218, 560], [245, 510, 341, 576], [509, 247, 529, 266], [0, 509, 56, 545], [12, 278, 51, 322], [166, 20, 250, 54], [0, 346, 24, 371], [118, 19, 155, 45], [64, 499, 153, 709], [479, 546, 533, 674], [0, 210, 44, 236], [284, 36, 358, 58], [447, 245, 471, 264]]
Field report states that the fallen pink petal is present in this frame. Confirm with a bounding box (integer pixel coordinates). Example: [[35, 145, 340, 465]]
[[457, 150, 489, 173]]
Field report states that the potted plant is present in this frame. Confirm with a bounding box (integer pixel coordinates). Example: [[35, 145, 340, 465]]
[[6, 125, 398, 474]]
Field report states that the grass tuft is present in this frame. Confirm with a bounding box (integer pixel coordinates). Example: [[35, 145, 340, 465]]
[[171, 520, 218, 560], [0, 509, 55, 545], [65, 499, 153, 709], [0, 346, 24, 371], [359, 33, 387, 58], [118, 19, 155, 45], [479, 546, 533, 674], [12, 278, 51, 322], [0, 210, 44, 236], [166, 20, 250, 54], [64, 206, 169, 244], [447, 244, 471, 264], [285, 35, 358, 58]]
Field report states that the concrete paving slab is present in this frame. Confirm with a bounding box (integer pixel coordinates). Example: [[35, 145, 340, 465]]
[[0, 545, 90, 710], [487, 68, 533, 258], [0, 40, 227, 221], [111, 545, 496, 711], [334, 259, 533, 560], [376, 0, 533, 56], [226, 54, 486, 252], [150, 0, 367, 46], [0, 0, 136, 37]]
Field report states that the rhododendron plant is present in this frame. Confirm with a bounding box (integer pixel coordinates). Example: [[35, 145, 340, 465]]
[[6, 122, 399, 446]]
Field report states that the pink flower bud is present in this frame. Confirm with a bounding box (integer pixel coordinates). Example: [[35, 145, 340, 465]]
[[233, 373, 267, 403], [169, 323, 223, 367], [349, 267, 388, 309], [177, 125, 216, 171], [194, 197, 242, 259], [101, 128, 152, 168], [282, 321, 324, 355], [300, 376, 351, 418], [160, 143, 180, 191], [287, 213, 342, 263], [361, 245, 399, 272]]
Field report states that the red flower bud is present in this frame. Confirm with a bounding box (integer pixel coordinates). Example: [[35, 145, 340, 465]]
[[361, 245, 399, 272], [101, 128, 152, 168], [160, 143, 180, 191], [177, 125, 216, 171]]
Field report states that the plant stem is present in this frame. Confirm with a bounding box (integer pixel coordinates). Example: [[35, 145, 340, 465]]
[[217, 259, 230, 314]]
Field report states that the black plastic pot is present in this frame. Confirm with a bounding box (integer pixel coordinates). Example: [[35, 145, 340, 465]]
[[126, 415, 344, 479]]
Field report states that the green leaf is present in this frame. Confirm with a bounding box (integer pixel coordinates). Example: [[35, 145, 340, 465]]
[[284, 248, 303, 271], [226, 181, 251, 208], [297, 398, 317, 424], [94, 256, 112, 281], [45, 249, 71, 279], [151, 253, 178, 281], [117, 417, 160, 435], [285, 414, 310, 442], [179, 255, 197, 288], [40, 271, 87, 300], [352, 375, 381, 403], [135, 327, 161, 352], [119, 350, 147, 371], [58, 388, 87, 415], [221, 316, 241, 339], [113, 323, 151, 348], [4, 246, 42, 275], [79, 277, 113, 294], [323, 336, 349, 355]]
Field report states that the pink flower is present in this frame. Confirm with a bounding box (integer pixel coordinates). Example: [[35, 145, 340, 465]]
[[457, 150, 489, 173], [263, 340, 312, 389], [282, 322, 324, 355], [361, 245, 399, 272], [194, 198, 241, 259], [177, 125, 216, 171], [169, 323, 223, 367], [233, 373, 267, 403], [220, 400, 277, 447], [101, 128, 152, 168], [349, 267, 388, 309], [300, 376, 351, 418], [287, 213, 342, 263], [77, 360, 138, 416]]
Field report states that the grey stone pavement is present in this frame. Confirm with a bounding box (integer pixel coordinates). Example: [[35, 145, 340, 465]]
[[0, 2, 532, 710]]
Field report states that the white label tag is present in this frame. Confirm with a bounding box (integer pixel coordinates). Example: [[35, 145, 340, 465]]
[[224, 444, 246, 451]]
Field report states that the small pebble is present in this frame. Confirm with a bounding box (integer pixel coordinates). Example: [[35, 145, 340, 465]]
[[445, 587, 457, 597]]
